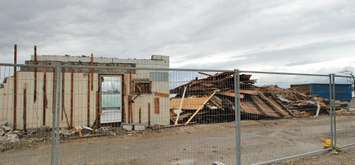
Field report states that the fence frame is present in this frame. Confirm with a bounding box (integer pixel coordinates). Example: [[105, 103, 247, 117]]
[[51, 65, 62, 165], [0, 63, 354, 165], [234, 69, 242, 165], [237, 70, 350, 165]]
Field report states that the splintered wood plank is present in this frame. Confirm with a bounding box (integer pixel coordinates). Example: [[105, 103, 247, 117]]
[[251, 96, 280, 118], [240, 101, 263, 116], [258, 93, 290, 117], [184, 91, 216, 125]]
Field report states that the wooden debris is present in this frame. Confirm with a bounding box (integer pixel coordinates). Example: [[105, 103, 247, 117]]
[[170, 71, 335, 124], [185, 91, 217, 125]]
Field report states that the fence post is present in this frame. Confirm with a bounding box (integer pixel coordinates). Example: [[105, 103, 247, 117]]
[[329, 74, 336, 151], [234, 69, 241, 165], [51, 65, 62, 165], [331, 74, 337, 150], [329, 74, 333, 150]]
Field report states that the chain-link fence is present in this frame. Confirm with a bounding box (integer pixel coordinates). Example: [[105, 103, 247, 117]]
[[334, 75, 355, 149], [0, 64, 55, 165], [55, 66, 237, 165], [0, 63, 354, 165], [238, 71, 333, 165]]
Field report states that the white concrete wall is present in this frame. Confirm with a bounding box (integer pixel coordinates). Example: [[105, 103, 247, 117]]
[[0, 71, 99, 129], [0, 55, 170, 129], [0, 71, 170, 129]]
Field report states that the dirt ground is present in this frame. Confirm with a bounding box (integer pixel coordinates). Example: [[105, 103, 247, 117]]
[[0, 115, 355, 165], [281, 147, 355, 165]]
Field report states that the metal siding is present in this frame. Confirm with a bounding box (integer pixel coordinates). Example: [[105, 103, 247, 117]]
[[310, 84, 352, 101]]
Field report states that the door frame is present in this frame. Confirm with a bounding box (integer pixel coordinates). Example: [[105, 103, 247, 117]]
[[98, 74, 124, 125]]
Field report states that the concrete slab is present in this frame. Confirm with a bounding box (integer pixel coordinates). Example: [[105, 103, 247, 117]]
[[134, 124, 145, 131], [350, 98, 355, 111], [122, 124, 133, 131]]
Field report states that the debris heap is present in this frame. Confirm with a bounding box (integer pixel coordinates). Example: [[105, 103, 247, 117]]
[[170, 72, 330, 125]]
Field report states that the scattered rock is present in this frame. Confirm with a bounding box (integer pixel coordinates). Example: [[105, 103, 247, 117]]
[[134, 124, 145, 131], [0, 121, 9, 127], [95, 127, 117, 136], [5, 134, 19, 143], [75, 126, 94, 137], [170, 159, 194, 165], [0, 134, 19, 144], [0, 136, 7, 142], [212, 161, 225, 165], [108, 131, 117, 136], [2, 125, 12, 133], [122, 124, 133, 131], [0, 129, 4, 136], [60, 129, 75, 137], [151, 125, 163, 130], [82, 126, 93, 132]]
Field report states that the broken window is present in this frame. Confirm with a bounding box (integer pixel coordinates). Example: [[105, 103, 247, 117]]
[[133, 79, 152, 94]]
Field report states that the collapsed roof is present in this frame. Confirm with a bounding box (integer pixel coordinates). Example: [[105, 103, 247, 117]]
[[170, 72, 330, 125]]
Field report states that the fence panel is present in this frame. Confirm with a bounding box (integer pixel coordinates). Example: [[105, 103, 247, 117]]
[[238, 72, 332, 165], [0, 64, 54, 165], [334, 75, 355, 151], [2, 62, 355, 165], [55, 66, 237, 165]]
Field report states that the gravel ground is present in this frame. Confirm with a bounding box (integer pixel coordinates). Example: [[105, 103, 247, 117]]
[[0, 115, 354, 165], [280, 147, 355, 165]]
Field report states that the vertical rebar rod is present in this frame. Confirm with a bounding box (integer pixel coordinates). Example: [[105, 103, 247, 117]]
[[13, 44, 17, 130], [148, 103, 151, 127], [70, 71, 74, 128], [43, 70, 47, 126], [34, 45, 38, 102], [234, 69, 241, 165], [87, 70, 91, 126], [23, 86, 27, 132], [51, 65, 62, 165], [61, 70, 65, 121]]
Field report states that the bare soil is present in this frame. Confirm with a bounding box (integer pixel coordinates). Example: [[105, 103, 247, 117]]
[[280, 147, 355, 165], [0, 115, 355, 165]]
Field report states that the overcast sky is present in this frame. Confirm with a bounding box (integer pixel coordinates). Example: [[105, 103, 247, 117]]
[[1, 0, 355, 74]]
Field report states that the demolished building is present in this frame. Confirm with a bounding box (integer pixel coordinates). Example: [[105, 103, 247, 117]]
[[170, 72, 338, 125], [0, 55, 170, 130]]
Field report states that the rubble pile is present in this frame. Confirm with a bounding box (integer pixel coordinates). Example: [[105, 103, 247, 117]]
[[170, 72, 336, 125], [0, 122, 20, 151], [59, 126, 127, 139]]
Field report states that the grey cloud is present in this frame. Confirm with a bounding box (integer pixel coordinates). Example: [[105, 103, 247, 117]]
[[0, 0, 354, 74]]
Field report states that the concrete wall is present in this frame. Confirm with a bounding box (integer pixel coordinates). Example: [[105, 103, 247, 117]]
[[0, 71, 170, 129], [0, 55, 170, 129], [0, 71, 99, 129], [130, 73, 170, 126]]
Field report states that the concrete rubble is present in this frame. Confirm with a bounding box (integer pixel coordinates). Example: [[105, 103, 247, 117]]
[[212, 161, 226, 165], [59, 125, 131, 138], [0, 122, 20, 151], [0, 121, 53, 152]]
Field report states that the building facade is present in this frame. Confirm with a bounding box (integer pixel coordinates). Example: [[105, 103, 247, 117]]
[[0, 55, 170, 130]]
